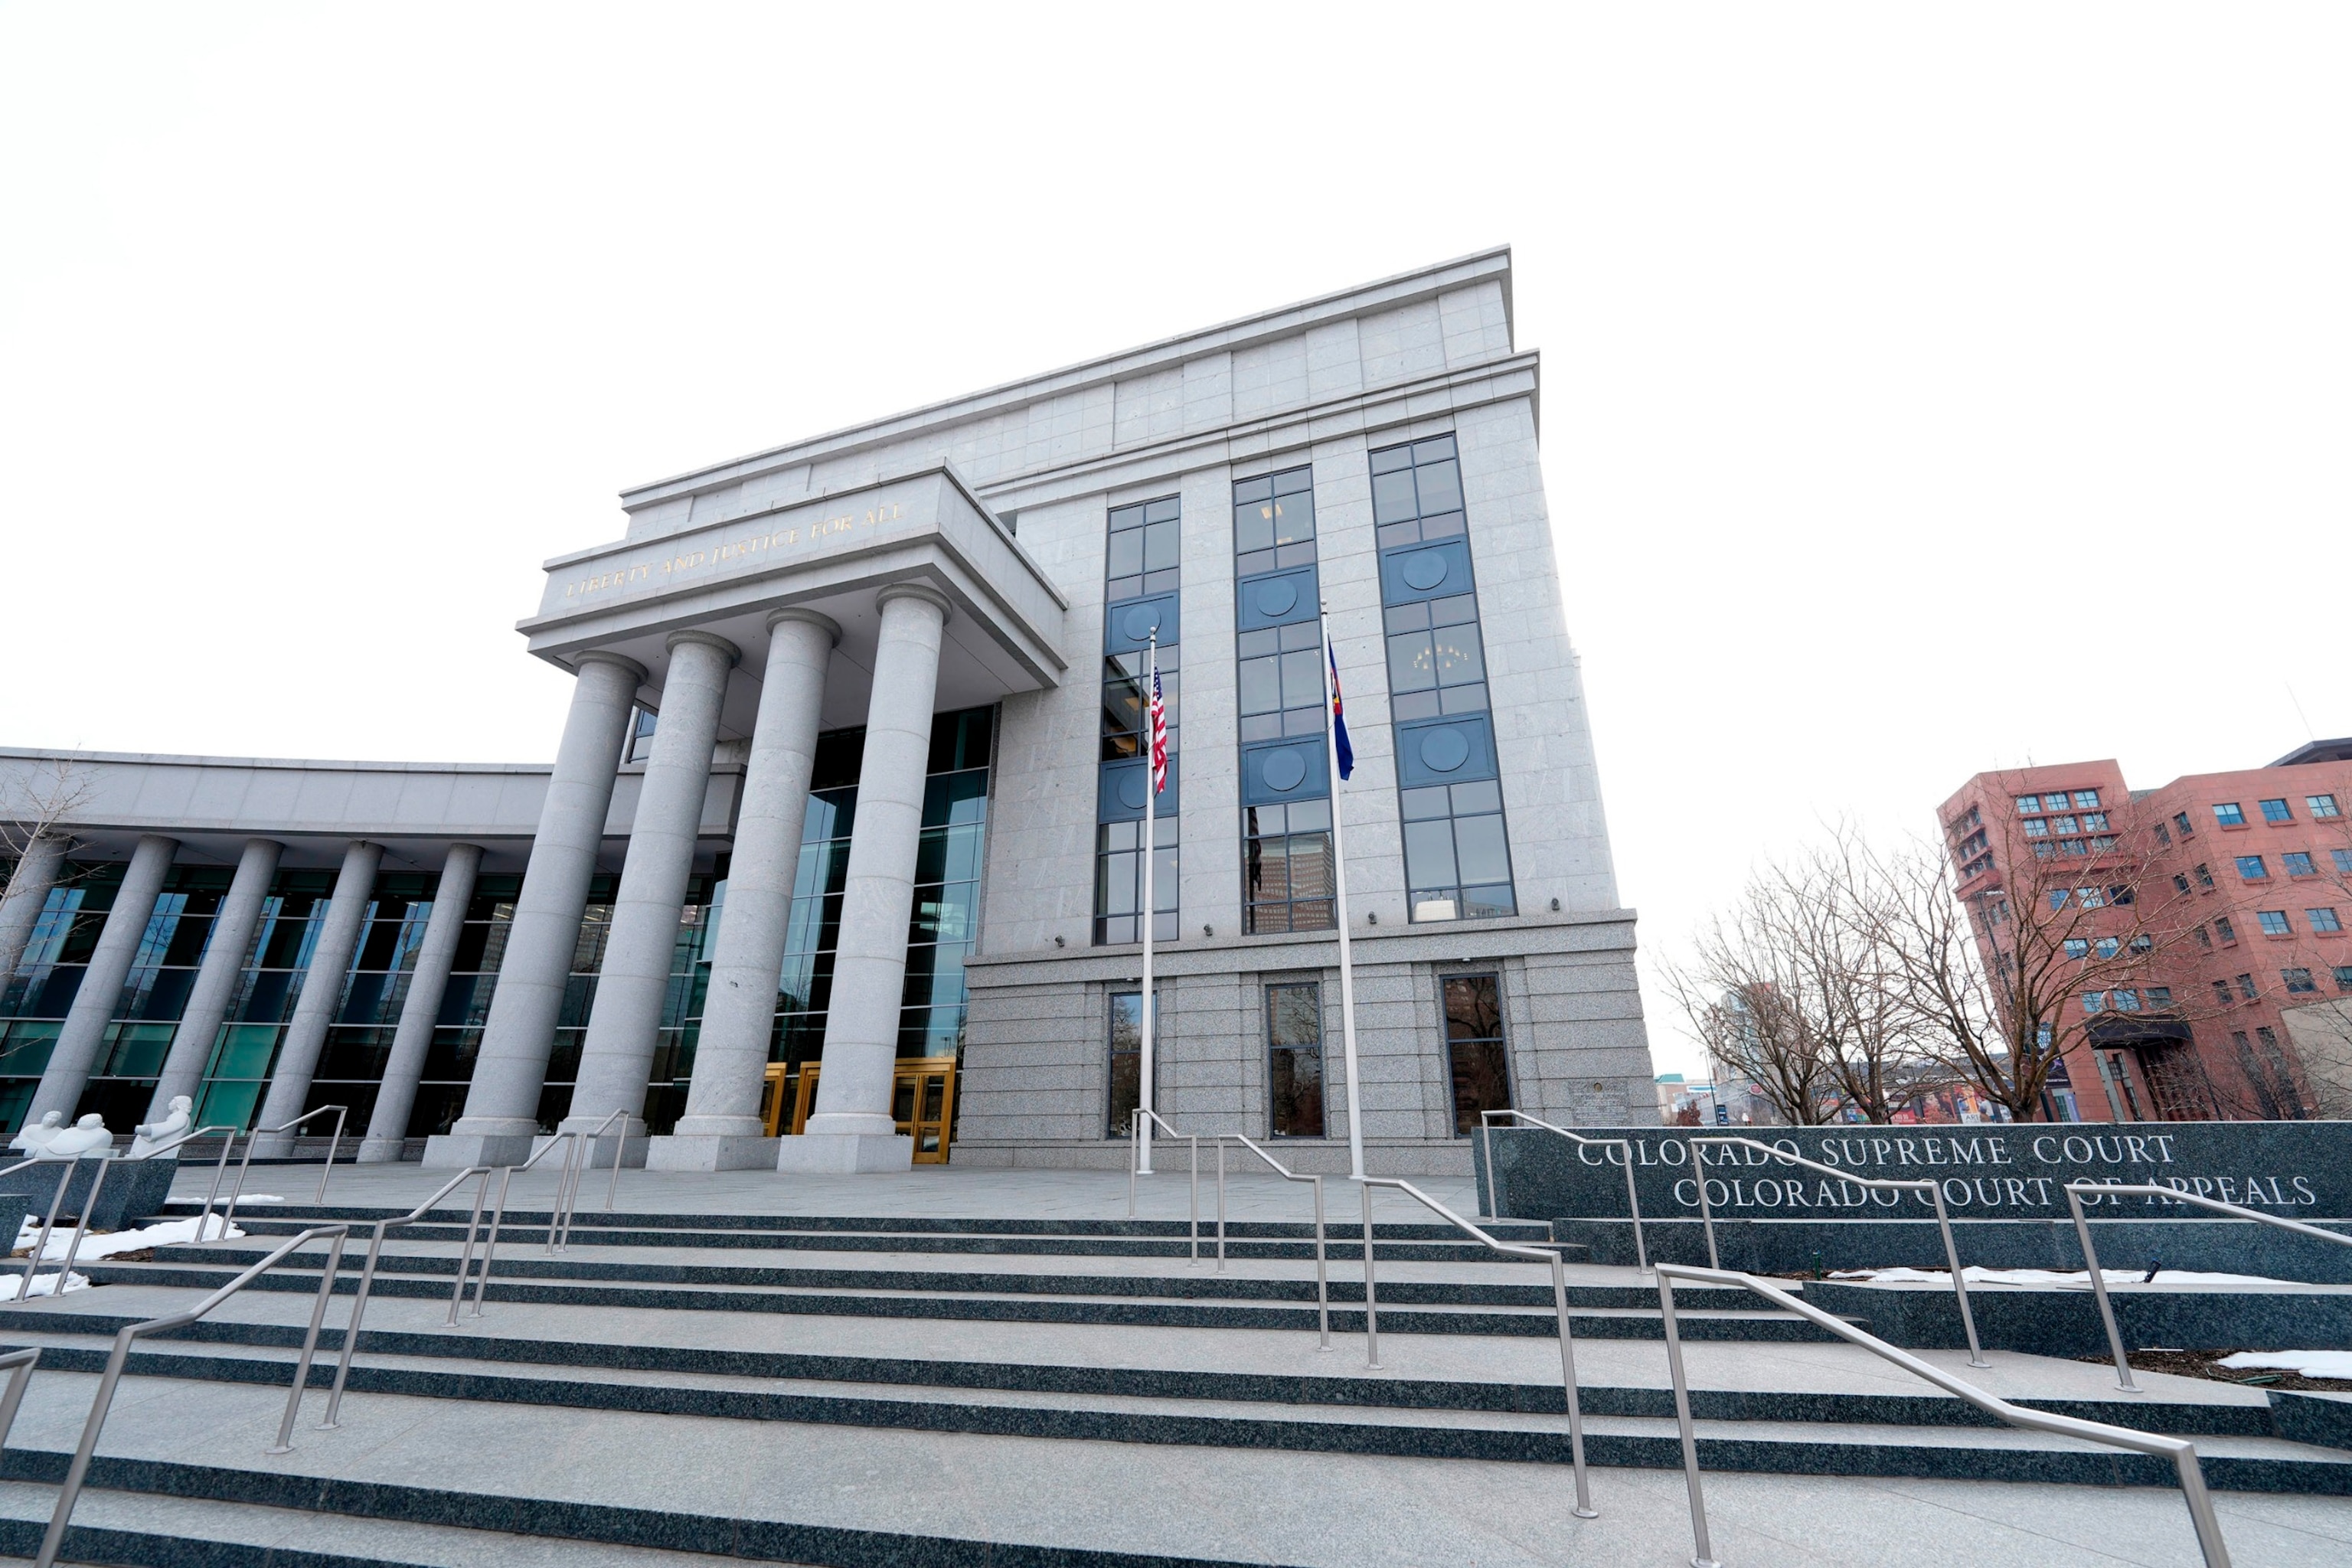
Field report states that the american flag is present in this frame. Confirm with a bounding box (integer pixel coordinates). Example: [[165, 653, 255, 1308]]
[[1148, 649, 1169, 794]]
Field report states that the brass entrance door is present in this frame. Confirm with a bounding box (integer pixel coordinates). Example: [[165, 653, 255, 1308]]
[[773, 1057, 957, 1162]]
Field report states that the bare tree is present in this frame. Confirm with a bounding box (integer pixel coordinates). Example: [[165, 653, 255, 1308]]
[[1663, 838, 1886, 1125], [1880, 785, 2209, 1122], [0, 754, 92, 893]]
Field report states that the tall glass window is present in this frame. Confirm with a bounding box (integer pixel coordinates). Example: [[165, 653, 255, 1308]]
[[1234, 466, 1334, 934], [1096, 495, 1179, 945], [1371, 433, 1517, 921], [1442, 973, 1511, 1135], [1265, 981, 1325, 1137], [1106, 987, 1161, 1137]]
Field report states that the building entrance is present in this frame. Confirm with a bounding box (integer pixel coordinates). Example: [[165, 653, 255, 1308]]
[[765, 1058, 957, 1162]]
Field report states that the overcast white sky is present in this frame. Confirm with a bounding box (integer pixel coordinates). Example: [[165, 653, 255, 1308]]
[[3, 5, 2346, 1075]]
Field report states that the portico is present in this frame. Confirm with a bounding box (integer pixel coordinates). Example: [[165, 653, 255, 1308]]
[[422, 466, 1067, 1172]]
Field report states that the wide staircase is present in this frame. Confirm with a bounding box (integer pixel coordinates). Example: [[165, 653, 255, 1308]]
[[0, 1181, 2344, 1566]]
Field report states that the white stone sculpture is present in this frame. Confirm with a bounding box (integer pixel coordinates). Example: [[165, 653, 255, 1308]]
[[45, 1115, 113, 1158], [129, 1096, 193, 1160], [8, 1112, 63, 1156]]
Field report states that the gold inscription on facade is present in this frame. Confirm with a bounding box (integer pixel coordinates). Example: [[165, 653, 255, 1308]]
[[560, 501, 908, 602]]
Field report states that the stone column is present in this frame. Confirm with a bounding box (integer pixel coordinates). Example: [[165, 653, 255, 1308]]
[[780, 584, 949, 1174], [250, 839, 381, 1154], [31, 834, 178, 1124], [564, 631, 737, 1153], [358, 842, 482, 1162], [426, 651, 645, 1168], [651, 609, 836, 1172], [148, 837, 283, 1120], [0, 831, 69, 988]]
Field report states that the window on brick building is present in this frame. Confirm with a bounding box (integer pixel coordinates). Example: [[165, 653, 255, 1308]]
[[2335, 965, 2352, 992], [2173, 811, 2195, 837], [2310, 907, 2344, 933], [2082, 991, 2105, 1014], [2215, 916, 2238, 942], [2236, 973, 2259, 1001], [2154, 821, 2172, 847], [2195, 864, 2215, 890], [2260, 799, 2295, 824], [2014, 795, 2042, 812], [2174, 873, 2194, 896], [2023, 818, 2050, 838], [2213, 803, 2246, 826], [2073, 790, 2101, 808], [2236, 856, 2269, 880], [2213, 979, 2234, 1006], [2194, 924, 2213, 950], [2310, 794, 2341, 819], [2147, 986, 2173, 1007], [2257, 910, 2292, 936], [2063, 939, 2089, 959], [2337, 850, 2352, 877], [2284, 968, 2318, 995], [2284, 851, 2317, 877]]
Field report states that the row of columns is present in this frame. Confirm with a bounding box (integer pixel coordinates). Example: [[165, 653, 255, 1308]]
[[3, 826, 483, 1160], [2, 583, 952, 1171], [428, 583, 952, 1173]]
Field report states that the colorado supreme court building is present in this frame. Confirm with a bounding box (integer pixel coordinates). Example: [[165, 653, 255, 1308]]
[[0, 250, 1656, 1174]]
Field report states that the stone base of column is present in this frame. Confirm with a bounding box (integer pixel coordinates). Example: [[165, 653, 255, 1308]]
[[423, 1131, 540, 1168], [536, 1132, 648, 1169], [645, 1133, 782, 1172], [775, 1132, 913, 1174], [354, 1135, 410, 1165]]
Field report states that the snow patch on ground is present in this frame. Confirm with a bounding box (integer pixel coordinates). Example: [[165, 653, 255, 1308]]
[[0, 1270, 90, 1299], [2218, 1351, 2352, 1380], [15, 1214, 244, 1258], [1831, 1266, 2288, 1289]]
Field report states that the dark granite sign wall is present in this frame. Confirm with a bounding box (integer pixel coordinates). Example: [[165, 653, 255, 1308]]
[[1477, 1122, 2352, 1223]]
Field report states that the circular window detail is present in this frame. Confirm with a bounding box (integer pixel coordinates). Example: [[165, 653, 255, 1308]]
[[1253, 578, 1298, 618], [1122, 604, 1165, 642], [1400, 551, 1449, 592], [1261, 749, 1308, 793], [1118, 770, 1149, 809], [1418, 727, 1472, 774]]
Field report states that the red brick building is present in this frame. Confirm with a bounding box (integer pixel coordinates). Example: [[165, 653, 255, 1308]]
[[1939, 740, 2352, 1122]]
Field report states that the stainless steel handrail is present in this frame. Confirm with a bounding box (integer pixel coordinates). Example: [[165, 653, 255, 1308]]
[[1692, 1134, 1987, 1369], [221, 1103, 350, 1225], [322, 1165, 494, 1426], [3, 1156, 81, 1303], [1125, 1109, 1199, 1263], [1480, 1109, 1650, 1275], [1356, 1176, 1597, 1521], [552, 1109, 634, 1251], [34, 1223, 353, 1568], [130, 1124, 243, 1241], [1652, 1262, 2229, 1568], [458, 1128, 597, 1318], [2064, 1180, 2352, 1393], [1211, 1135, 1330, 1349]]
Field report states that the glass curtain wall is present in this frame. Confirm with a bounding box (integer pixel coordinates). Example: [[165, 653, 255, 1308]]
[[306, 873, 435, 1130], [1370, 433, 1517, 921], [1233, 466, 1334, 934], [1096, 497, 1180, 944], [409, 875, 518, 1138]]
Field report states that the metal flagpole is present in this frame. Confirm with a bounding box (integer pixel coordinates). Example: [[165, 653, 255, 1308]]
[[1318, 605, 1366, 1181], [1138, 631, 1158, 1176]]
